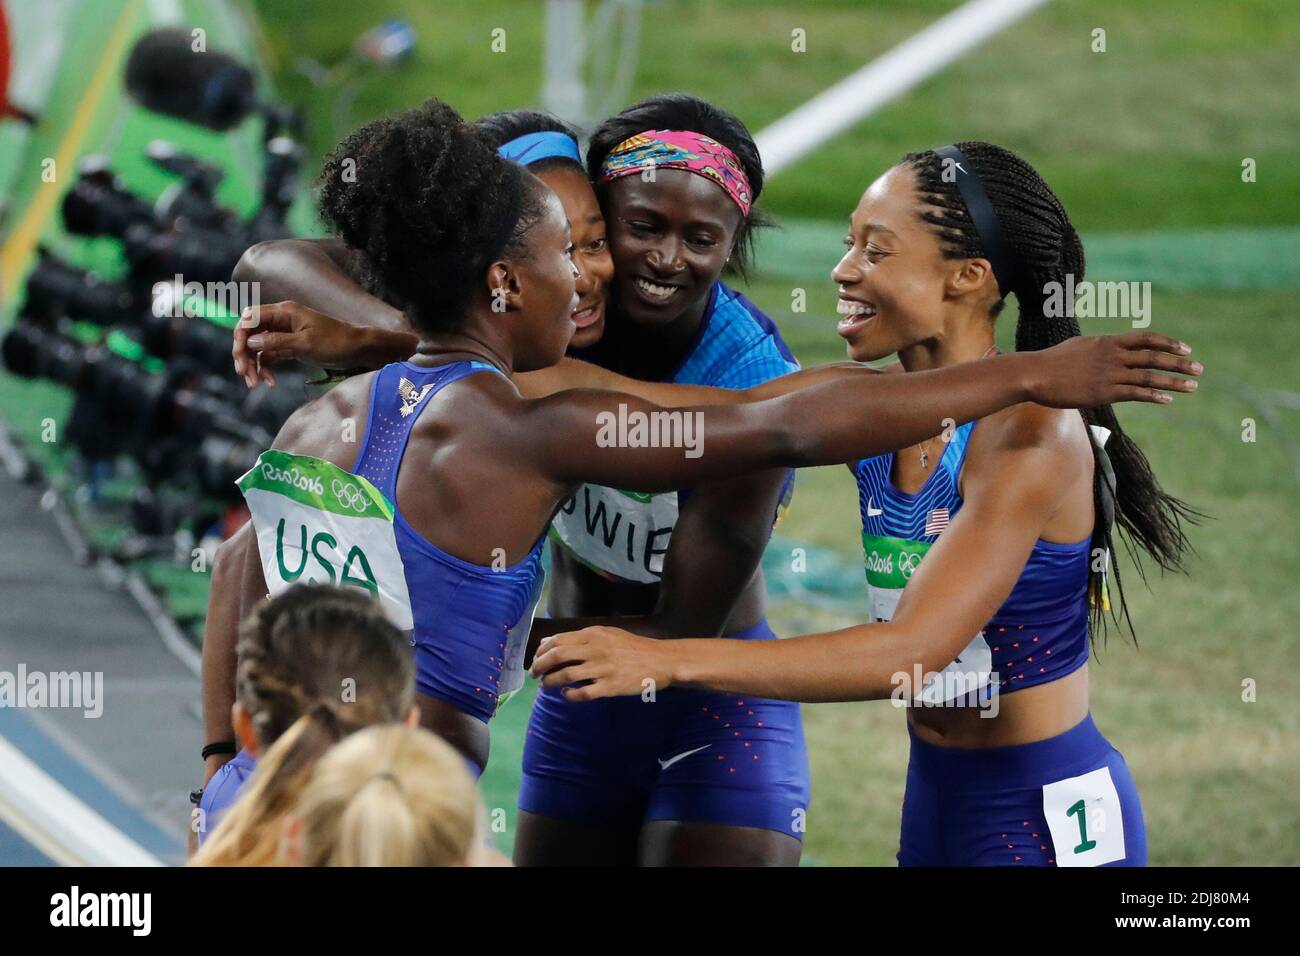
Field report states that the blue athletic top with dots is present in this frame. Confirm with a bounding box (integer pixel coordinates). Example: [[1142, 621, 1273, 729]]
[[853, 419, 1092, 698], [353, 360, 545, 724], [550, 281, 800, 587]]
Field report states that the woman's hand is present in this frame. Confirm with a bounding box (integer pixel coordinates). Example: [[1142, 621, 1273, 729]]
[[1025, 331, 1201, 409], [529, 626, 676, 702], [232, 302, 417, 388]]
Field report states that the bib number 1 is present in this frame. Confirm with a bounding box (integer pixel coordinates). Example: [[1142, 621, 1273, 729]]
[[1041, 766, 1127, 866], [1066, 799, 1098, 854]]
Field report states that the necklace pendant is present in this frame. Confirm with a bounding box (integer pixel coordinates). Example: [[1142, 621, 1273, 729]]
[[919, 446, 929, 468]]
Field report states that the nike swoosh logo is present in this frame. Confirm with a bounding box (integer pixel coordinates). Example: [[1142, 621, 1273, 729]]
[[867, 497, 883, 517], [657, 744, 711, 770]]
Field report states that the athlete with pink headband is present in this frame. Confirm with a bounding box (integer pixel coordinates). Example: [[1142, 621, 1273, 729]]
[[515, 95, 812, 868]]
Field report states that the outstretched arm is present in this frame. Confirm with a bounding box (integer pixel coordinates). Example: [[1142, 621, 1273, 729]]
[[235, 238, 406, 331], [232, 241, 414, 387], [231, 298, 877, 399], [513, 333, 1197, 493], [233, 302, 418, 388], [514, 359, 886, 405], [531, 414, 1074, 702]]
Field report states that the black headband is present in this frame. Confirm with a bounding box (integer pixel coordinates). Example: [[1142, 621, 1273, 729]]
[[933, 145, 1017, 298]]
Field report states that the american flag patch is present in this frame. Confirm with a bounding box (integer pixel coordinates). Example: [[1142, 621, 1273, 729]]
[[924, 508, 950, 536]]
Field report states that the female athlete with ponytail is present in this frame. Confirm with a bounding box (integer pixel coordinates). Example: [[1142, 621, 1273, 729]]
[[532, 142, 1200, 867], [193, 585, 418, 865]]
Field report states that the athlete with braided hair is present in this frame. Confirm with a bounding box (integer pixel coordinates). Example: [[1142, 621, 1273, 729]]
[[192, 585, 418, 864], [532, 142, 1200, 867], [900, 143, 1195, 623]]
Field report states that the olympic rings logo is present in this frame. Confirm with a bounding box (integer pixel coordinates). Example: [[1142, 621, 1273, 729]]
[[331, 478, 370, 513], [898, 551, 923, 579]]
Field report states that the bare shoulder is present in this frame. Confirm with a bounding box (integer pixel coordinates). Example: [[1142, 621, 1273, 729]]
[[272, 372, 376, 453], [958, 404, 1094, 521], [419, 365, 531, 444], [441, 364, 525, 412], [971, 402, 1091, 468]]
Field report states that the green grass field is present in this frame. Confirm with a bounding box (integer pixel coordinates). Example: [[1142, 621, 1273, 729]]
[[2, 0, 1295, 865]]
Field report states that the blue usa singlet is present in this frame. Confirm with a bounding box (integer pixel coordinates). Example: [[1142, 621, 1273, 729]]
[[854, 420, 1091, 702], [351, 360, 546, 723], [854, 418, 1146, 866], [212, 361, 537, 841], [241, 359, 544, 724]]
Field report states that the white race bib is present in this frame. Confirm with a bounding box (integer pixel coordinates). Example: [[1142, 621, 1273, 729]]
[[1042, 766, 1127, 867], [863, 533, 993, 705], [238, 450, 414, 630], [549, 484, 679, 584]]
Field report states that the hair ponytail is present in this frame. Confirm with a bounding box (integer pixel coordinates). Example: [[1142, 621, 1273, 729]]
[[192, 706, 343, 867], [190, 585, 414, 866], [902, 142, 1200, 641], [293, 725, 481, 867]]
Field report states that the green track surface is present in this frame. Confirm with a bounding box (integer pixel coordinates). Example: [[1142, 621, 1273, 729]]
[[2, 0, 1296, 865]]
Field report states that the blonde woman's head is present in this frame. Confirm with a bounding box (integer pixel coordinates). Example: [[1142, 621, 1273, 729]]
[[288, 724, 486, 867], [191, 585, 416, 867]]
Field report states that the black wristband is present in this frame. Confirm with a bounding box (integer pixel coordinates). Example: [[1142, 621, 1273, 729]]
[[202, 741, 237, 761]]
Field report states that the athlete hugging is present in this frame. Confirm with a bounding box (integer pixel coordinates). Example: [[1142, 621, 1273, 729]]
[[204, 94, 1201, 867]]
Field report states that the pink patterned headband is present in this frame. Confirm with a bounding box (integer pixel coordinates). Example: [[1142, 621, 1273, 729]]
[[597, 129, 754, 216]]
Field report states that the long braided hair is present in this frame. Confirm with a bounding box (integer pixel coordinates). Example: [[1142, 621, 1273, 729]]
[[192, 585, 413, 866], [901, 142, 1198, 640]]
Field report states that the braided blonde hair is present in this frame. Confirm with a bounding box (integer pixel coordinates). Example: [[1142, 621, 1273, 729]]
[[192, 585, 413, 867]]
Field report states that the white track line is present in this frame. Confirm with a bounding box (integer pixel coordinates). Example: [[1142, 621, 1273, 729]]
[[0, 735, 163, 866], [756, 0, 1055, 176]]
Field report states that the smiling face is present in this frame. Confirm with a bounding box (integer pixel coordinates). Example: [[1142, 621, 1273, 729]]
[[507, 186, 580, 372], [603, 168, 742, 329], [831, 165, 974, 363], [533, 163, 614, 350]]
